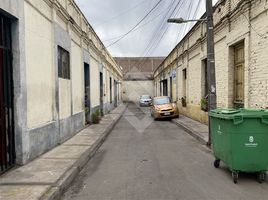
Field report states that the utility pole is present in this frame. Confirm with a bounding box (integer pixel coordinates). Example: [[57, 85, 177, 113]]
[[206, 0, 217, 146], [167, 0, 217, 146]]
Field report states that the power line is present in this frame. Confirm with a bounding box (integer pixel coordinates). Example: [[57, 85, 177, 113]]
[[138, 0, 203, 69], [130, 0, 178, 69], [106, 0, 164, 49], [175, 0, 202, 45], [103, 9, 168, 43], [95, 0, 148, 28], [134, 0, 186, 69], [141, 0, 185, 55]]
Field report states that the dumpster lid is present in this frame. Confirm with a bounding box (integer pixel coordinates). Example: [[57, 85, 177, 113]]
[[210, 109, 240, 115], [209, 108, 267, 119]]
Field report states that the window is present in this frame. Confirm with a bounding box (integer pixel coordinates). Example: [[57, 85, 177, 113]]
[[154, 97, 171, 105], [183, 68, 187, 80], [58, 46, 70, 79]]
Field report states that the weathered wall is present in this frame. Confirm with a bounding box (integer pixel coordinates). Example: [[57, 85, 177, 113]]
[[90, 57, 100, 108], [154, 0, 268, 124], [25, 1, 54, 128], [122, 80, 154, 102], [0, 0, 27, 164], [0, 0, 122, 164], [71, 41, 83, 114]]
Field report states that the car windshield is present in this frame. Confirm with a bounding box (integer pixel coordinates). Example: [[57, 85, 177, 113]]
[[154, 97, 171, 105], [141, 95, 151, 99]]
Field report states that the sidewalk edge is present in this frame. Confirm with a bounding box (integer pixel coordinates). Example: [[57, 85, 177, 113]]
[[172, 119, 207, 145], [40, 105, 127, 200]]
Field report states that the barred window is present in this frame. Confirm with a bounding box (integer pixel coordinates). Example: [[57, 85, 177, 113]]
[[58, 46, 70, 79]]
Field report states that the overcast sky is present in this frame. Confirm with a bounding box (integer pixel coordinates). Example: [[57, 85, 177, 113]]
[[75, 0, 218, 57]]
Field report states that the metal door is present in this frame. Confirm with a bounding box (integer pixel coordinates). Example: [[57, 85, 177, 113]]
[[0, 14, 15, 174]]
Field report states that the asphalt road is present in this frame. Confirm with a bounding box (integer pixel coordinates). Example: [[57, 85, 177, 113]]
[[62, 103, 268, 200]]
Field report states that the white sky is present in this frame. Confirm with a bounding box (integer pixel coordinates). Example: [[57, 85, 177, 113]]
[[75, 0, 218, 57]]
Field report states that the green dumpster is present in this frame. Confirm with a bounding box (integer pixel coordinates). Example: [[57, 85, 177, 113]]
[[209, 108, 268, 183]]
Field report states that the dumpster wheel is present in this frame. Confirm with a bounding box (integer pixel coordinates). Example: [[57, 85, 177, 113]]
[[232, 172, 238, 184], [258, 172, 266, 184], [214, 159, 220, 168]]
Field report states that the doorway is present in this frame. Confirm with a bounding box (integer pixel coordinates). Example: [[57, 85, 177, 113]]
[[114, 80, 118, 107], [162, 79, 168, 96], [100, 72, 104, 115], [233, 43, 245, 108], [170, 76, 172, 99], [0, 14, 15, 173], [84, 63, 90, 123]]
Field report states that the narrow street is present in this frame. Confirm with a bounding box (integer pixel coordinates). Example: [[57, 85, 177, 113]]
[[62, 103, 268, 200]]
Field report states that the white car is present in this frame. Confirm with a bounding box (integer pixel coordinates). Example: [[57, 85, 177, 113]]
[[139, 95, 152, 107]]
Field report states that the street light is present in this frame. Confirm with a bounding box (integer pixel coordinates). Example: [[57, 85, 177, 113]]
[[167, 0, 216, 147], [167, 17, 207, 24]]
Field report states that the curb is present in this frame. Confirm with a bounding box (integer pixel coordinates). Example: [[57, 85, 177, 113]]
[[172, 119, 208, 146], [40, 105, 127, 200]]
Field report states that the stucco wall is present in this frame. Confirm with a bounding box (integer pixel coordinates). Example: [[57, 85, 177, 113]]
[[59, 79, 71, 119], [1, 0, 122, 165], [71, 41, 83, 114], [122, 80, 154, 102], [90, 57, 100, 108], [25, 1, 54, 128]]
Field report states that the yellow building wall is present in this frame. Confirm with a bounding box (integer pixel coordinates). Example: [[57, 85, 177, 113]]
[[71, 41, 83, 114], [25, 1, 54, 128], [59, 79, 71, 119], [90, 57, 100, 107]]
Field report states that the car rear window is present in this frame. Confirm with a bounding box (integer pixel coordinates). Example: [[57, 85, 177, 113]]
[[154, 97, 170, 105], [141, 95, 151, 99]]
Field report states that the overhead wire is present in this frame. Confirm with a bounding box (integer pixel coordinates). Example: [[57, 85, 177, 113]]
[[134, 0, 188, 69], [174, 0, 201, 45], [129, 0, 179, 69], [106, 0, 164, 49], [137, 0, 204, 69], [103, 6, 169, 43], [95, 0, 148, 28]]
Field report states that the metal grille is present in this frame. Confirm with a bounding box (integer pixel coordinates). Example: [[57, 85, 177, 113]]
[[0, 14, 15, 174]]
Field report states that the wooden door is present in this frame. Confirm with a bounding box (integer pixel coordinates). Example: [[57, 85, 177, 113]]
[[234, 43, 245, 108]]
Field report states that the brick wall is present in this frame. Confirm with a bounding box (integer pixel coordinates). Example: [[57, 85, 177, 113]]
[[154, 0, 268, 124]]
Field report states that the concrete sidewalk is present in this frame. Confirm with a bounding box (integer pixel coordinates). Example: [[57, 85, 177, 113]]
[[172, 115, 209, 145], [0, 104, 127, 200]]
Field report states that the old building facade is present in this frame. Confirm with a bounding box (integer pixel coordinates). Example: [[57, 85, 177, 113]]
[[154, 0, 268, 124], [0, 0, 122, 172]]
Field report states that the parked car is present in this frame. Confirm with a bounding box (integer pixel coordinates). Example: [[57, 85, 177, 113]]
[[150, 96, 179, 119], [139, 95, 152, 106]]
